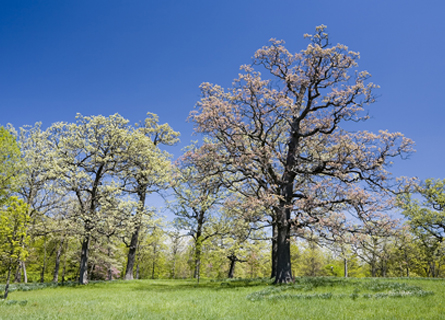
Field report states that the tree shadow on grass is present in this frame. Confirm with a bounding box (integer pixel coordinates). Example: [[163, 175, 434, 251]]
[[131, 278, 271, 292]]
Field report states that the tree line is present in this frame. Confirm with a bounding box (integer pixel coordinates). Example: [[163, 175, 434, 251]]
[[1, 26, 443, 298]]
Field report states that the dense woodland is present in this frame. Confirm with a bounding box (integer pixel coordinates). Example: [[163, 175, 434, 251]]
[[1, 26, 445, 299]]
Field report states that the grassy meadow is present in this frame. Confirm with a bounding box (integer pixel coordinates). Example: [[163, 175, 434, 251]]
[[1, 277, 445, 320]]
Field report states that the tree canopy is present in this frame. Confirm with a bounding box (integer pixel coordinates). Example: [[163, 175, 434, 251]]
[[189, 25, 414, 283]]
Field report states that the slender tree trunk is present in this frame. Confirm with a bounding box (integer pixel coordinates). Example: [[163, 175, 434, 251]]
[[79, 235, 91, 284], [3, 265, 13, 299], [107, 247, 113, 281], [89, 263, 95, 281], [151, 259, 156, 279], [136, 264, 140, 280], [172, 255, 177, 279], [14, 262, 22, 283], [344, 258, 348, 278], [228, 255, 246, 278], [22, 261, 27, 283], [53, 237, 65, 283], [431, 261, 436, 278], [194, 242, 201, 284], [194, 222, 203, 283], [40, 236, 48, 283], [61, 240, 68, 284], [228, 260, 236, 278], [371, 262, 377, 277], [61, 260, 67, 284], [271, 221, 278, 279], [151, 240, 158, 279], [227, 255, 238, 278], [124, 225, 140, 280]]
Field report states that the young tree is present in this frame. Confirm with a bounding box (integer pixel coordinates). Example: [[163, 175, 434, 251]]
[[298, 240, 329, 277], [166, 220, 186, 279], [189, 26, 413, 283], [351, 217, 397, 277], [0, 197, 29, 299], [121, 113, 179, 280], [392, 225, 418, 277], [170, 150, 231, 282], [16, 123, 64, 283]]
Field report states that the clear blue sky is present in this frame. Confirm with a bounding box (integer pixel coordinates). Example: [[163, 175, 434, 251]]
[[1, 0, 444, 182]]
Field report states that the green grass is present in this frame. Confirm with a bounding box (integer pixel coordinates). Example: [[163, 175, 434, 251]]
[[1, 277, 445, 319]]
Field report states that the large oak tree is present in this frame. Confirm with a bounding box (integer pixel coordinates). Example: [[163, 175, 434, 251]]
[[189, 26, 413, 283]]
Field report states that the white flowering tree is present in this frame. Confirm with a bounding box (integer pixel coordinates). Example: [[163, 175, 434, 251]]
[[121, 113, 179, 280], [16, 123, 66, 283], [48, 114, 135, 284]]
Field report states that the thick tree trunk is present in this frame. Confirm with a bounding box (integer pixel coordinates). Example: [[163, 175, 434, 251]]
[[344, 258, 348, 278], [53, 237, 64, 283], [274, 205, 293, 284], [125, 192, 145, 280], [124, 225, 140, 280], [274, 129, 299, 284], [79, 235, 91, 284], [275, 199, 293, 284], [270, 222, 278, 279]]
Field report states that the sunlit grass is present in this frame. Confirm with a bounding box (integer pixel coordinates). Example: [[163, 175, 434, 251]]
[[1, 277, 445, 319]]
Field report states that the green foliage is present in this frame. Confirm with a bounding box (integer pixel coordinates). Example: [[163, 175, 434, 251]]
[[0, 197, 30, 266], [399, 178, 445, 242], [137, 225, 168, 279], [0, 126, 23, 201]]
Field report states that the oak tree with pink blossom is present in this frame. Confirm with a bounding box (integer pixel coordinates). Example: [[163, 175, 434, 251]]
[[189, 26, 414, 283]]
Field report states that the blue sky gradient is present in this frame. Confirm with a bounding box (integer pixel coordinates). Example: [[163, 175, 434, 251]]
[[1, 0, 444, 183]]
